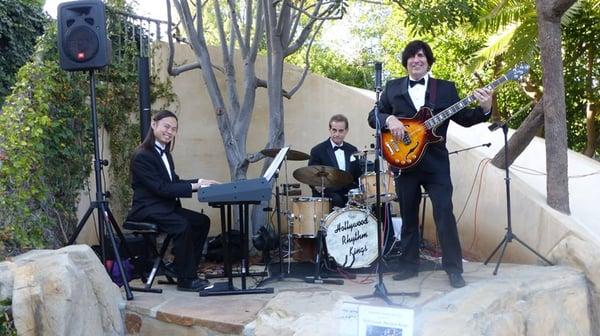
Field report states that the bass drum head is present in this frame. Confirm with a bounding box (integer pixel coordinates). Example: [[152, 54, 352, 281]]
[[324, 208, 378, 269]]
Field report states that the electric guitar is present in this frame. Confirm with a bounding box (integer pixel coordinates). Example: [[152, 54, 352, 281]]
[[381, 63, 530, 169]]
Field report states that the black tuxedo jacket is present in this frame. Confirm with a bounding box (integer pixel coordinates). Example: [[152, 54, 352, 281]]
[[368, 76, 490, 173], [308, 139, 361, 195], [126, 146, 196, 221]]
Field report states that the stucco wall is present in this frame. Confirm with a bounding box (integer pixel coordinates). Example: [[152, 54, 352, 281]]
[[76, 42, 600, 268]]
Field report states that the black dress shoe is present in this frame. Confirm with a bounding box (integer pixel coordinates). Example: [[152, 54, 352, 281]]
[[392, 269, 418, 281], [448, 273, 466, 288], [177, 278, 210, 292]]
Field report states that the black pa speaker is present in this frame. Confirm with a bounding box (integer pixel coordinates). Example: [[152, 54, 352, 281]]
[[57, 0, 111, 71]]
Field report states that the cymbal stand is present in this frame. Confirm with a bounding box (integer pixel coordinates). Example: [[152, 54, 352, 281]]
[[305, 174, 343, 285], [356, 62, 419, 304], [284, 157, 293, 274]]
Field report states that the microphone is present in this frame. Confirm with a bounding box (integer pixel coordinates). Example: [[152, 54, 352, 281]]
[[488, 121, 502, 132], [374, 62, 382, 91]]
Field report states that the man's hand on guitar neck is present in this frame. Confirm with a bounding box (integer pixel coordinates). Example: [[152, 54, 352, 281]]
[[386, 116, 406, 140], [473, 88, 493, 114]]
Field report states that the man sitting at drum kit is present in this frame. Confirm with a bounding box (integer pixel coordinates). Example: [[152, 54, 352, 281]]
[[307, 114, 362, 208]]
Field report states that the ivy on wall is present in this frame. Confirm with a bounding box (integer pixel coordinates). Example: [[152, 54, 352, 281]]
[[0, 0, 47, 105], [0, 2, 175, 258]]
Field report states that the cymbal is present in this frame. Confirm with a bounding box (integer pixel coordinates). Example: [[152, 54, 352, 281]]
[[261, 148, 310, 161], [352, 149, 376, 157], [293, 165, 353, 188]]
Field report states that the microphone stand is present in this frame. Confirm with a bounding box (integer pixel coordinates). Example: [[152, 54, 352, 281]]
[[448, 142, 491, 155], [484, 121, 553, 274], [356, 62, 419, 305]]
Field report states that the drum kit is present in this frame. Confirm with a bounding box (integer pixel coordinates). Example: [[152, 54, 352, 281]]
[[260, 146, 398, 276]]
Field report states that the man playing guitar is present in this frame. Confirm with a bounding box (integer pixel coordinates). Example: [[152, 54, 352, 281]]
[[368, 40, 492, 288]]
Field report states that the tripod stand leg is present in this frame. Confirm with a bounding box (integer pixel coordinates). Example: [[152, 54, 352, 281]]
[[67, 206, 95, 245], [492, 238, 510, 275], [101, 206, 134, 300], [484, 235, 507, 265], [512, 235, 553, 266]]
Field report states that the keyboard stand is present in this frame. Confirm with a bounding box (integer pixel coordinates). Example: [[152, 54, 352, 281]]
[[200, 202, 274, 296]]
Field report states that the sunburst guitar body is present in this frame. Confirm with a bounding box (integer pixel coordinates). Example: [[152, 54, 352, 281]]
[[380, 62, 530, 170], [381, 107, 441, 169]]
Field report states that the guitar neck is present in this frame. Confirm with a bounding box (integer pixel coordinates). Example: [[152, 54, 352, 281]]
[[424, 75, 509, 130]]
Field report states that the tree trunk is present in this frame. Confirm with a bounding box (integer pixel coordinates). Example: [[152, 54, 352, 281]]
[[491, 101, 544, 168], [536, 0, 575, 214], [583, 46, 598, 157]]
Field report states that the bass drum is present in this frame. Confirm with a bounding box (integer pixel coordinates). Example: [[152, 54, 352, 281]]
[[324, 208, 378, 269]]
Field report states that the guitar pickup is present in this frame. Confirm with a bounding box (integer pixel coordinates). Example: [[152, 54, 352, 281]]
[[386, 141, 399, 153], [402, 133, 411, 145]]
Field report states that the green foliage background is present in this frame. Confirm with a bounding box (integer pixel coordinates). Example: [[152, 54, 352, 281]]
[[0, 1, 174, 258], [0, 0, 47, 105]]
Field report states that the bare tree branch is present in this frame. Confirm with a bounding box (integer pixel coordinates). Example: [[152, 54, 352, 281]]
[[286, 19, 324, 98], [226, 0, 248, 54]]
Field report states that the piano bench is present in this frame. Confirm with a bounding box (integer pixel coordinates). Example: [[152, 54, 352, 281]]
[[123, 220, 176, 293]]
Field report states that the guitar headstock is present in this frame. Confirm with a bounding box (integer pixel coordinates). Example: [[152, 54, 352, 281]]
[[506, 63, 530, 81]]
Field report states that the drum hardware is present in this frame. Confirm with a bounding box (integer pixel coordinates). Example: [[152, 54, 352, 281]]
[[259, 147, 311, 281], [304, 224, 345, 285], [292, 165, 348, 285], [281, 189, 301, 196]]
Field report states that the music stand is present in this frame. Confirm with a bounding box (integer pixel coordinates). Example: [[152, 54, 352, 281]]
[[484, 122, 553, 274]]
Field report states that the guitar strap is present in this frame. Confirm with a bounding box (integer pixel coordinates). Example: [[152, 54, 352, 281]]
[[427, 77, 437, 110]]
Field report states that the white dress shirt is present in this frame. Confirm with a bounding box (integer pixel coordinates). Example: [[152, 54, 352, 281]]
[[155, 141, 173, 181], [330, 139, 346, 171]]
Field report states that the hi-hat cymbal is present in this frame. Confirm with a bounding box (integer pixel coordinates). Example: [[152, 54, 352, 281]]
[[352, 149, 376, 157], [293, 165, 353, 188], [261, 148, 310, 161]]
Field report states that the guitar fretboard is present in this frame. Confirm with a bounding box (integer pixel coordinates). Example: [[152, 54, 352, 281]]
[[424, 75, 508, 130]]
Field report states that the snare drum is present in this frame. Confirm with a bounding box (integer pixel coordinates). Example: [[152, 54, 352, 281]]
[[324, 208, 378, 269], [359, 171, 397, 204], [291, 197, 331, 237], [347, 188, 364, 205]]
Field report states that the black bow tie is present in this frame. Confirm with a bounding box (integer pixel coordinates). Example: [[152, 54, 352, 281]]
[[333, 146, 343, 151], [409, 78, 425, 87], [154, 145, 166, 156]]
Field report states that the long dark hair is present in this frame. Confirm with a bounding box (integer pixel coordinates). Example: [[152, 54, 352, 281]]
[[130, 110, 178, 175], [139, 110, 178, 152]]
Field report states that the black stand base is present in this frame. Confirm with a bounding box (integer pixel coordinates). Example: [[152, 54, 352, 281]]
[[484, 231, 553, 275], [304, 275, 345, 285], [356, 282, 419, 305], [205, 270, 269, 279], [199, 282, 274, 296]]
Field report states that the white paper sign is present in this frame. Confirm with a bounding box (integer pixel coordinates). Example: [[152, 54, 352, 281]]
[[357, 304, 414, 336]]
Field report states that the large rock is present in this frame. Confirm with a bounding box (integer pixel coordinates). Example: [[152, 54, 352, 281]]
[[548, 235, 600, 332], [249, 289, 359, 336], [416, 265, 590, 335], [0, 261, 15, 301], [248, 265, 590, 336], [7, 245, 125, 336]]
